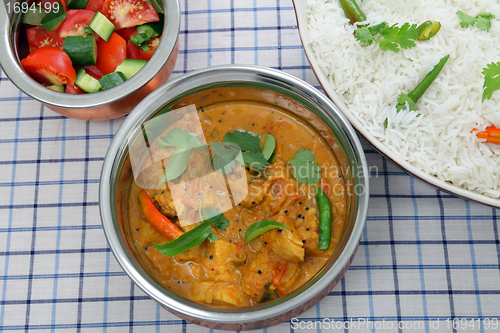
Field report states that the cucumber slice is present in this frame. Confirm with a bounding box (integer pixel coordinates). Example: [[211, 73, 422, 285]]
[[63, 35, 97, 66], [89, 11, 115, 42], [21, 6, 48, 26], [45, 84, 65, 92], [114, 59, 148, 79], [99, 72, 128, 90], [67, 0, 90, 9], [40, 2, 66, 31], [75, 68, 102, 93]]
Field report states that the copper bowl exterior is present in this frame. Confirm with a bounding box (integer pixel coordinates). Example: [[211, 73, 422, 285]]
[[0, 0, 180, 121]]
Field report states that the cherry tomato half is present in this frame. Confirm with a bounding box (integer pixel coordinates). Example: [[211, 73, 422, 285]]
[[126, 40, 142, 59], [65, 82, 85, 94], [26, 25, 63, 51], [85, 0, 104, 12], [58, 10, 96, 38], [21, 47, 76, 85], [102, 0, 159, 29], [96, 32, 126, 75]]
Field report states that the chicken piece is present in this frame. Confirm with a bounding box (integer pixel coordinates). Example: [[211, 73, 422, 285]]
[[154, 188, 177, 218], [239, 177, 270, 208], [191, 281, 251, 307], [280, 262, 301, 293], [263, 159, 288, 179], [261, 178, 298, 215], [298, 213, 331, 257], [174, 245, 202, 263], [241, 251, 276, 301], [201, 240, 243, 281], [261, 215, 304, 262]]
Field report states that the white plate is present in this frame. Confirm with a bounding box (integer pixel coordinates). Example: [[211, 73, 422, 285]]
[[293, 0, 500, 209]]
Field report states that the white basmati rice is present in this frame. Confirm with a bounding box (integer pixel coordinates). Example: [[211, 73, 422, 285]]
[[307, 0, 500, 198]]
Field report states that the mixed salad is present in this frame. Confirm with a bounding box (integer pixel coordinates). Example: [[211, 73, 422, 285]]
[[20, 0, 164, 94]]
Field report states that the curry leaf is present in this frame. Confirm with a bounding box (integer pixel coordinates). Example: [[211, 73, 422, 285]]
[[154, 219, 213, 256], [245, 220, 290, 243]]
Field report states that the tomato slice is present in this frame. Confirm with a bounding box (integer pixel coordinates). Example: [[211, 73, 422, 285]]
[[138, 35, 160, 60], [65, 82, 86, 94], [21, 47, 76, 85], [85, 0, 104, 12], [126, 40, 142, 59], [58, 10, 96, 38], [83, 65, 104, 79], [26, 25, 64, 51], [102, 0, 159, 29], [96, 32, 126, 75]]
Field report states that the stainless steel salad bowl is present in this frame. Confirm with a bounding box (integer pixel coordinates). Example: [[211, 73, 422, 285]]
[[0, 0, 180, 121], [99, 65, 369, 330]]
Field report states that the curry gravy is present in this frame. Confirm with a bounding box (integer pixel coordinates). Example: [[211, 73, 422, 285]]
[[125, 97, 347, 307]]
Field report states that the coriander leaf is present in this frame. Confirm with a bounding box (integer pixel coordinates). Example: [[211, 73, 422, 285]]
[[223, 131, 262, 153], [482, 61, 500, 101], [262, 134, 276, 160], [355, 27, 374, 45], [207, 233, 219, 243], [378, 23, 419, 52], [210, 142, 243, 174], [288, 148, 321, 185], [457, 10, 476, 28], [369, 22, 389, 35], [203, 208, 229, 231], [396, 93, 416, 112], [158, 128, 206, 150], [242, 152, 269, 171], [475, 16, 493, 31], [478, 12, 496, 20], [457, 10, 496, 32], [130, 32, 151, 49]]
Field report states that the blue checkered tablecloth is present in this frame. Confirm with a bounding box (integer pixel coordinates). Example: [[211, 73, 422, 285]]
[[1, 0, 499, 332]]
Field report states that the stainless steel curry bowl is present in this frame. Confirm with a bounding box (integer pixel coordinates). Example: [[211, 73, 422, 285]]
[[99, 65, 369, 330], [0, 0, 180, 121]]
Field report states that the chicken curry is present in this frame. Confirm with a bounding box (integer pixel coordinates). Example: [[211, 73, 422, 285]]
[[124, 89, 347, 307]]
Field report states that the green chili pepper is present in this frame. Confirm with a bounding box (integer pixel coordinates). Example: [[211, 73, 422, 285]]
[[154, 219, 213, 256], [417, 20, 441, 41], [339, 0, 367, 25], [408, 54, 449, 103], [245, 220, 289, 243], [316, 187, 332, 251]]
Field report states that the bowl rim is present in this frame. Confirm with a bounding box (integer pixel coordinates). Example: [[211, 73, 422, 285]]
[[0, 0, 180, 109], [292, 0, 500, 209], [99, 65, 369, 323]]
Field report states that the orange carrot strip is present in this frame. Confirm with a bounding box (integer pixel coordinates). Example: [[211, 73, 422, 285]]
[[272, 261, 288, 297], [137, 190, 183, 241], [476, 126, 500, 145]]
